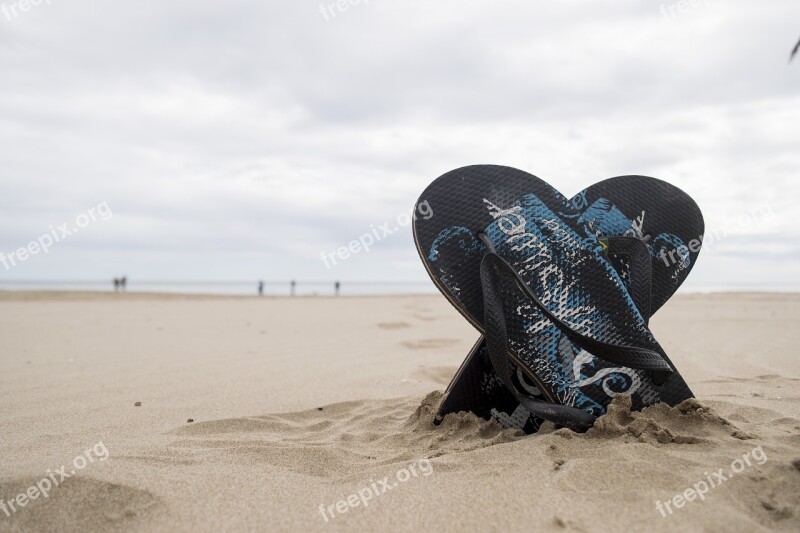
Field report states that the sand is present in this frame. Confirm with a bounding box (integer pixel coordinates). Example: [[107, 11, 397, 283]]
[[0, 291, 798, 532]]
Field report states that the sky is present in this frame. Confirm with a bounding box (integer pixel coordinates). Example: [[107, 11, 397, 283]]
[[0, 0, 798, 291]]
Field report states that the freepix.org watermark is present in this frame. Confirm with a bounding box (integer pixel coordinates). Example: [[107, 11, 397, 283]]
[[1, 442, 109, 519], [319, 0, 371, 21], [320, 201, 433, 269], [658, 202, 774, 268], [1, 0, 52, 22], [0, 201, 112, 271], [660, 0, 714, 22], [318, 458, 433, 523], [655, 445, 768, 518]]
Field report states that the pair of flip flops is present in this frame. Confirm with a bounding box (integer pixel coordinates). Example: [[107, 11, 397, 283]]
[[413, 165, 704, 433]]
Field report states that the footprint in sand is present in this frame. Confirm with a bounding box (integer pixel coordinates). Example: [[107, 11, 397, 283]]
[[377, 322, 411, 330], [0, 477, 162, 530], [401, 338, 460, 350]]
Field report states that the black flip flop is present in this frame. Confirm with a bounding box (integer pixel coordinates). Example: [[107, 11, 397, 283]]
[[413, 166, 700, 431], [429, 174, 704, 433]]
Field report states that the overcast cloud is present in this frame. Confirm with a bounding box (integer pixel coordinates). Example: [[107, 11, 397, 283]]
[[1, 0, 798, 290]]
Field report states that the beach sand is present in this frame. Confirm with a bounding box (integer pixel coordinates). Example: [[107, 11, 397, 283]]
[[0, 291, 798, 532]]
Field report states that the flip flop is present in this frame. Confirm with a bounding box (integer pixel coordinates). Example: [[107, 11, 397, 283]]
[[428, 175, 704, 433], [413, 166, 701, 431]]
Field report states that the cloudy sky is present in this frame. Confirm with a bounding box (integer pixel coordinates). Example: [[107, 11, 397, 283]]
[[1, 0, 798, 291]]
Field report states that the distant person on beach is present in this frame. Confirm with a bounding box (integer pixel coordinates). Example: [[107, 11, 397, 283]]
[[121, 276, 127, 292], [258, 280, 264, 296], [290, 280, 296, 297], [335, 281, 340, 296], [113, 277, 119, 292]]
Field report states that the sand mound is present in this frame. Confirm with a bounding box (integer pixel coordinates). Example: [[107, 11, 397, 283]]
[[166, 392, 522, 481], [581, 395, 747, 444]]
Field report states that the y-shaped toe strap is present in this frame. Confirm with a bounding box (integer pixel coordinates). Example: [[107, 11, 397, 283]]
[[477, 233, 673, 431]]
